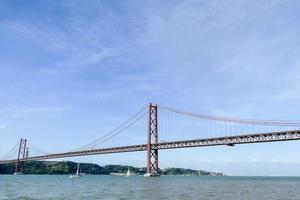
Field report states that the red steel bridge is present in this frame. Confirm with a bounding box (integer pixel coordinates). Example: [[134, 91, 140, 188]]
[[1, 103, 300, 176]]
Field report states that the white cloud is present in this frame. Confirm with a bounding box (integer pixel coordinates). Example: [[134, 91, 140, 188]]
[[0, 124, 7, 129], [3, 20, 118, 71], [0, 106, 72, 120]]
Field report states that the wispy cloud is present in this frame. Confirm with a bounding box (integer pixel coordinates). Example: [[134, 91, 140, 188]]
[[132, 0, 300, 117], [0, 124, 7, 129], [0, 106, 72, 120], [2, 20, 118, 71]]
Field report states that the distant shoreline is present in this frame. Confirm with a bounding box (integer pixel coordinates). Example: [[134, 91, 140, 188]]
[[2, 174, 300, 178], [0, 160, 224, 176]]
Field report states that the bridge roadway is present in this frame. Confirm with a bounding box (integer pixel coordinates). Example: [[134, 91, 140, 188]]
[[1, 130, 300, 164]]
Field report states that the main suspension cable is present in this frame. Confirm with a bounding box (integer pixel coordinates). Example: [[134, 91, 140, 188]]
[[160, 106, 300, 126], [73, 106, 148, 151], [0, 142, 20, 160]]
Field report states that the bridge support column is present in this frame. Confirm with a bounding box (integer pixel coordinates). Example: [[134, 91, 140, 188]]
[[14, 139, 27, 175], [146, 103, 159, 176]]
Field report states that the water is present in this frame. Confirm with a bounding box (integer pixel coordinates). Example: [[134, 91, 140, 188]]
[[1, 175, 300, 200]]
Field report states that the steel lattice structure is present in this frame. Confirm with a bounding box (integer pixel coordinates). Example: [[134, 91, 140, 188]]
[[146, 103, 159, 176], [1, 130, 300, 165]]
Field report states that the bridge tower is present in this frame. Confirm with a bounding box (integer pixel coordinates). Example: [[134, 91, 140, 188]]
[[146, 103, 159, 176], [14, 138, 27, 174]]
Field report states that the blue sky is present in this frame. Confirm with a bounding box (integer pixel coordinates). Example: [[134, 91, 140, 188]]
[[1, 0, 300, 176]]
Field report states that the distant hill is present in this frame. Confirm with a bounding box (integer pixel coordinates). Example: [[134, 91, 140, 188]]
[[0, 161, 223, 176]]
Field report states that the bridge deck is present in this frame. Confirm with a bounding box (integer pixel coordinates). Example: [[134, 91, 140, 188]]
[[1, 130, 300, 164]]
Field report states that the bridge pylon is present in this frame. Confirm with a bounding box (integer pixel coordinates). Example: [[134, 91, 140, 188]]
[[14, 138, 27, 175], [146, 103, 159, 176]]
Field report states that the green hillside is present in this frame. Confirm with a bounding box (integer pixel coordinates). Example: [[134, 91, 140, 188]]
[[0, 161, 223, 176]]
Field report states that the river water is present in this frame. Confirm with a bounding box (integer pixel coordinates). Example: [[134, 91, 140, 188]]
[[0, 175, 300, 199]]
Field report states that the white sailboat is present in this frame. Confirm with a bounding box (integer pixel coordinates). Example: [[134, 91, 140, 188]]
[[69, 163, 81, 179], [126, 168, 133, 177]]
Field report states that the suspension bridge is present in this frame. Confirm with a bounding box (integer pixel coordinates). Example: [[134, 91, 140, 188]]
[[1, 103, 300, 176]]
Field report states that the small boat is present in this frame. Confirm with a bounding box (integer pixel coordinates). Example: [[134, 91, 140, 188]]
[[126, 168, 133, 177], [13, 172, 22, 175], [69, 163, 81, 179], [144, 173, 160, 177]]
